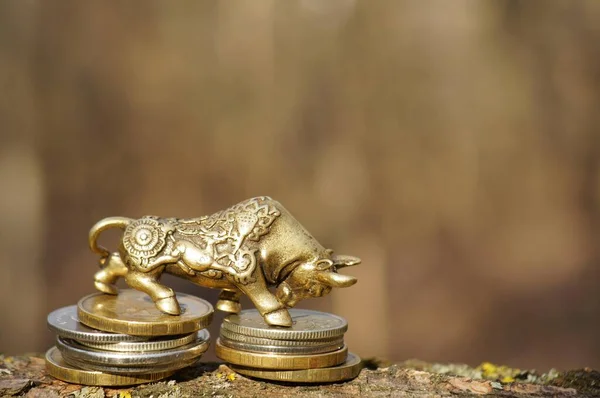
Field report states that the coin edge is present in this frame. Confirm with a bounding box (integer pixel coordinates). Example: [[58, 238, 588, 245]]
[[221, 310, 347, 340], [77, 291, 214, 336], [229, 352, 363, 383], [45, 346, 174, 386], [215, 339, 348, 370]]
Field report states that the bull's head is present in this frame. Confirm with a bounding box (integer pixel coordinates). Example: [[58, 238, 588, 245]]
[[275, 254, 360, 308]]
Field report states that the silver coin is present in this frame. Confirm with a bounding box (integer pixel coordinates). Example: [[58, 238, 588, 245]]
[[62, 355, 200, 375], [220, 328, 344, 347], [56, 329, 210, 367], [219, 336, 344, 355], [78, 331, 198, 352], [221, 309, 347, 340], [48, 305, 147, 343]]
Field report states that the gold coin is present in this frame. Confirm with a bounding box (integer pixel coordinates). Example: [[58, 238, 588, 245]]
[[230, 352, 363, 383], [215, 339, 348, 370], [77, 290, 213, 336], [45, 346, 174, 386]]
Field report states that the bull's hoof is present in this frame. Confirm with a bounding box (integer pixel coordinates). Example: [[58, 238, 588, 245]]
[[216, 299, 242, 314], [155, 296, 181, 315], [94, 281, 118, 295], [264, 309, 292, 327]]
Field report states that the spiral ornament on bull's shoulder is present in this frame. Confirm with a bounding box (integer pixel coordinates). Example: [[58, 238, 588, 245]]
[[122, 218, 171, 271]]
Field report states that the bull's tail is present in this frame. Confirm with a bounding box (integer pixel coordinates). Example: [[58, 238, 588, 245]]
[[89, 217, 133, 258]]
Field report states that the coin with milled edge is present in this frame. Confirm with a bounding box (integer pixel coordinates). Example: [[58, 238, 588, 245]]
[[222, 309, 347, 341], [215, 339, 348, 369], [62, 355, 200, 375], [79, 331, 198, 352], [77, 290, 213, 336], [219, 328, 345, 347], [45, 347, 174, 386], [57, 330, 210, 367], [219, 336, 344, 355], [230, 352, 363, 383], [48, 305, 147, 343]]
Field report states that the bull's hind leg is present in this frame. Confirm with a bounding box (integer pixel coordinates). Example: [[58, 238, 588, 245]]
[[125, 268, 181, 315], [216, 288, 242, 314], [94, 252, 128, 295]]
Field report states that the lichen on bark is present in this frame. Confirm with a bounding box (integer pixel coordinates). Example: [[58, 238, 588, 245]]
[[0, 354, 598, 397]]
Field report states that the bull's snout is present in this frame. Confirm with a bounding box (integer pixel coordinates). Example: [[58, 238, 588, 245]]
[[275, 282, 298, 308]]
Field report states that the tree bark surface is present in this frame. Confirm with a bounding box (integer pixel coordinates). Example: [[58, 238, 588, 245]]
[[1, 355, 598, 397]]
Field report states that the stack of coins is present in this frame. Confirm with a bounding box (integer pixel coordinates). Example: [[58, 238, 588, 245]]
[[215, 309, 363, 383], [45, 289, 213, 386]]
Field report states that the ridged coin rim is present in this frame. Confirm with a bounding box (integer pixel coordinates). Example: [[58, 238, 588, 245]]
[[56, 330, 210, 367], [230, 352, 363, 383], [77, 290, 213, 336], [215, 339, 348, 370], [78, 331, 198, 352], [220, 328, 345, 347], [47, 305, 147, 343], [221, 309, 347, 341], [45, 346, 173, 386], [219, 336, 344, 355], [62, 355, 200, 375]]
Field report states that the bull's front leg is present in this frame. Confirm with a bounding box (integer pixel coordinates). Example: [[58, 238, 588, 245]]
[[124, 267, 181, 315], [231, 269, 292, 327]]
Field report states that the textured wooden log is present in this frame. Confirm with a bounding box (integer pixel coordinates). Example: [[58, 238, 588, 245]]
[[0, 355, 598, 397]]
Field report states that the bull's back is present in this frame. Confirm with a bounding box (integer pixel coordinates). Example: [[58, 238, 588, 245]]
[[165, 197, 326, 287]]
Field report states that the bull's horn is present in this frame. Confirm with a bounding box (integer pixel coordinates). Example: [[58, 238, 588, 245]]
[[316, 272, 357, 288], [331, 254, 361, 268]]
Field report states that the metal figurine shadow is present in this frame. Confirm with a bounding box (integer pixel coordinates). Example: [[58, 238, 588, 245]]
[[89, 197, 360, 327]]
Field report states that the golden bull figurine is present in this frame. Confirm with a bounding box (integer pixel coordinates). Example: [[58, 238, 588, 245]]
[[89, 197, 360, 327]]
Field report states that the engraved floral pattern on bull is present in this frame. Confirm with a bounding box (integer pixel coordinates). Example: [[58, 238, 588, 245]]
[[122, 218, 168, 269], [171, 197, 280, 281], [121, 197, 280, 282], [176, 196, 280, 242]]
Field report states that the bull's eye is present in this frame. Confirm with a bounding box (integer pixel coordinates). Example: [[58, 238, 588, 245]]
[[315, 259, 334, 271]]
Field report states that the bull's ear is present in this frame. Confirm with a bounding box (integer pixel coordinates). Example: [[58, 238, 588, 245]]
[[331, 254, 361, 268], [317, 272, 357, 288]]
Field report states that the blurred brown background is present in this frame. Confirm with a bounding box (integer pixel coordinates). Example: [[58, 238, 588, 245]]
[[1, 0, 599, 371]]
